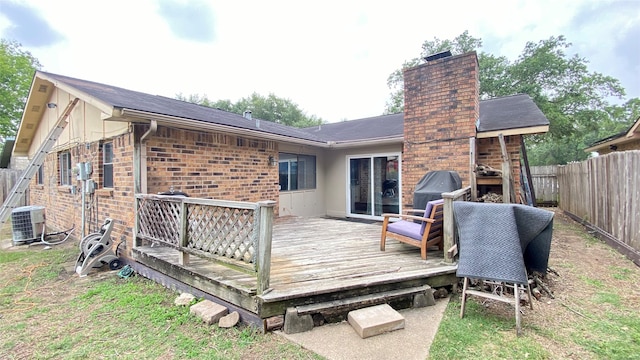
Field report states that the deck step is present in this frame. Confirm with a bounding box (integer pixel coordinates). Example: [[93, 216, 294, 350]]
[[295, 285, 433, 316]]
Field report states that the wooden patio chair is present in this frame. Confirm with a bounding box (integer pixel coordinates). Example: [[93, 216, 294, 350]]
[[380, 199, 444, 260]]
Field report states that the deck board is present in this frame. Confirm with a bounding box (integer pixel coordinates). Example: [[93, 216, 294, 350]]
[[263, 217, 456, 300], [133, 216, 458, 318]]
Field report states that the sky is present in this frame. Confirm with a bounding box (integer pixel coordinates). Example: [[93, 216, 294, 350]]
[[0, 0, 639, 123]]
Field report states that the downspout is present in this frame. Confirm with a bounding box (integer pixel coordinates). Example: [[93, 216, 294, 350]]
[[137, 120, 157, 194], [133, 120, 157, 249]]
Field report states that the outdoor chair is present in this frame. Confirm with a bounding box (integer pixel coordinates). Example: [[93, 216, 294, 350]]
[[454, 201, 554, 336], [380, 199, 444, 260]]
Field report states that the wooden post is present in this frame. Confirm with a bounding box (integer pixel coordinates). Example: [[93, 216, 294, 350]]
[[442, 191, 455, 263], [520, 136, 537, 207], [469, 137, 477, 202], [256, 200, 276, 294], [134, 196, 141, 247], [178, 200, 189, 265], [442, 187, 471, 263], [499, 134, 515, 203]]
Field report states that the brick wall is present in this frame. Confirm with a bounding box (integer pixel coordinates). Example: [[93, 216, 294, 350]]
[[402, 52, 479, 207], [30, 125, 280, 256], [477, 135, 522, 198], [30, 131, 136, 252], [145, 126, 279, 203]]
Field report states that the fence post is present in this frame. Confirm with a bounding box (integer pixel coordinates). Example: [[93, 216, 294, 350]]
[[256, 200, 276, 294], [178, 200, 189, 265]]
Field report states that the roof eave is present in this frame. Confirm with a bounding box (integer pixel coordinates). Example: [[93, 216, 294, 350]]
[[36, 71, 114, 115], [584, 132, 640, 153], [327, 136, 404, 148], [476, 125, 549, 139], [115, 108, 329, 148]]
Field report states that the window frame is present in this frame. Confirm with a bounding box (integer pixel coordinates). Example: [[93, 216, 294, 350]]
[[36, 165, 44, 185], [278, 153, 316, 191], [103, 142, 114, 188], [59, 151, 72, 186]]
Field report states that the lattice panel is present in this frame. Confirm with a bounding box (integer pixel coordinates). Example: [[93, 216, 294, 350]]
[[187, 204, 256, 263], [137, 198, 182, 246]]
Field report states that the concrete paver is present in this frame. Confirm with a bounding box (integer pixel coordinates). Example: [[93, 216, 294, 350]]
[[278, 297, 449, 360]]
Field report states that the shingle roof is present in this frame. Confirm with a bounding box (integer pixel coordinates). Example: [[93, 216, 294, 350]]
[[40, 72, 326, 144], [39, 72, 548, 145], [477, 94, 549, 132], [301, 113, 404, 143]]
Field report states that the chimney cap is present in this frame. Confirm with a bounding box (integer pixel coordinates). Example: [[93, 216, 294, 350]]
[[424, 50, 452, 62]]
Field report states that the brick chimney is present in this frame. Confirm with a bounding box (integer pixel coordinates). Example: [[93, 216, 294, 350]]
[[402, 51, 479, 207]]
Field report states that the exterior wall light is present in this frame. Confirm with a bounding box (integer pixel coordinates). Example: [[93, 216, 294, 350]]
[[268, 155, 277, 167], [47, 103, 57, 109]]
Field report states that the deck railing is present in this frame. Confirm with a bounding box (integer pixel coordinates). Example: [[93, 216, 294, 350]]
[[134, 194, 275, 293], [442, 186, 472, 263]]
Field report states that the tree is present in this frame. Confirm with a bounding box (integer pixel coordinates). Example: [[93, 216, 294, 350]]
[[386, 32, 638, 165], [0, 39, 41, 141], [176, 92, 323, 128]]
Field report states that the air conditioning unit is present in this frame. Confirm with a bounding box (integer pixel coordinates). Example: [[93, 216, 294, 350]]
[[11, 205, 46, 245]]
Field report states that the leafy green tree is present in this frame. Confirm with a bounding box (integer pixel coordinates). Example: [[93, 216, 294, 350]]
[[177, 92, 323, 128], [386, 32, 638, 165], [0, 39, 41, 140]]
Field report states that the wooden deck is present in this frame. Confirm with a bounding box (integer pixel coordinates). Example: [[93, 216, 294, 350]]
[[131, 216, 458, 326]]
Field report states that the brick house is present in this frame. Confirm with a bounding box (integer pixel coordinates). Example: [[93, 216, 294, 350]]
[[13, 51, 548, 254]]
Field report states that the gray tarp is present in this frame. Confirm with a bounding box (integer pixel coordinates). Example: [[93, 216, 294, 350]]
[[454, 202, 554, 284]]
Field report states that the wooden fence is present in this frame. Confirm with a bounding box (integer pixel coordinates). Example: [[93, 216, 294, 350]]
[[558, 151, 640, 263], [529, 165, 559, 205], [0, 169, 28, 207], [135, 194, 276, 293]]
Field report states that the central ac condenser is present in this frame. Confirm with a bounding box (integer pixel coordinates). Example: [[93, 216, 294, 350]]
[[11, 205, 46, 245]]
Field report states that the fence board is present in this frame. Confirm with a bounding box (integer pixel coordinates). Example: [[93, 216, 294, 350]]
[[558, 150, 640, 256], [0, 169, 28, 207], [530, 165, 558, 204]]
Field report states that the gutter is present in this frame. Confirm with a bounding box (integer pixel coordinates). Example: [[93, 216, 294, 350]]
[[115, 108, 328, 148], [327, 136, 404, 148], [111, 108, 404, 149]]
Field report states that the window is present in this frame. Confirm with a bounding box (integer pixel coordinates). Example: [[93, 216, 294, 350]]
[[278, 153, 316, 191], [59, 151, 72, 185], [103, 142, 113, 188], [37, 165, 44, 185]]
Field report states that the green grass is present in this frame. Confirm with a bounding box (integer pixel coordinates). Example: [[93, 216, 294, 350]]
[[429, 296, 549, 359], [0, 246, 320, 360], [610, 266, 633, 280], [571, 311, 640, 360]]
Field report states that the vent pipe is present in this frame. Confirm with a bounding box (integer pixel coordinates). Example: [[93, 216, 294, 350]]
[[243, 110, 252, 120]]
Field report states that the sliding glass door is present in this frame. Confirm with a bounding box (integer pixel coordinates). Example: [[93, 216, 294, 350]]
[[348, 154, 400, 219]]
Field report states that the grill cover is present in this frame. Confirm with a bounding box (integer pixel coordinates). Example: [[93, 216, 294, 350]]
[[413, 171, 462, 211]]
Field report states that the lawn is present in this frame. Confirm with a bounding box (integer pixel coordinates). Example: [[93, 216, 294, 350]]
[[1, 210, 639, 359]]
